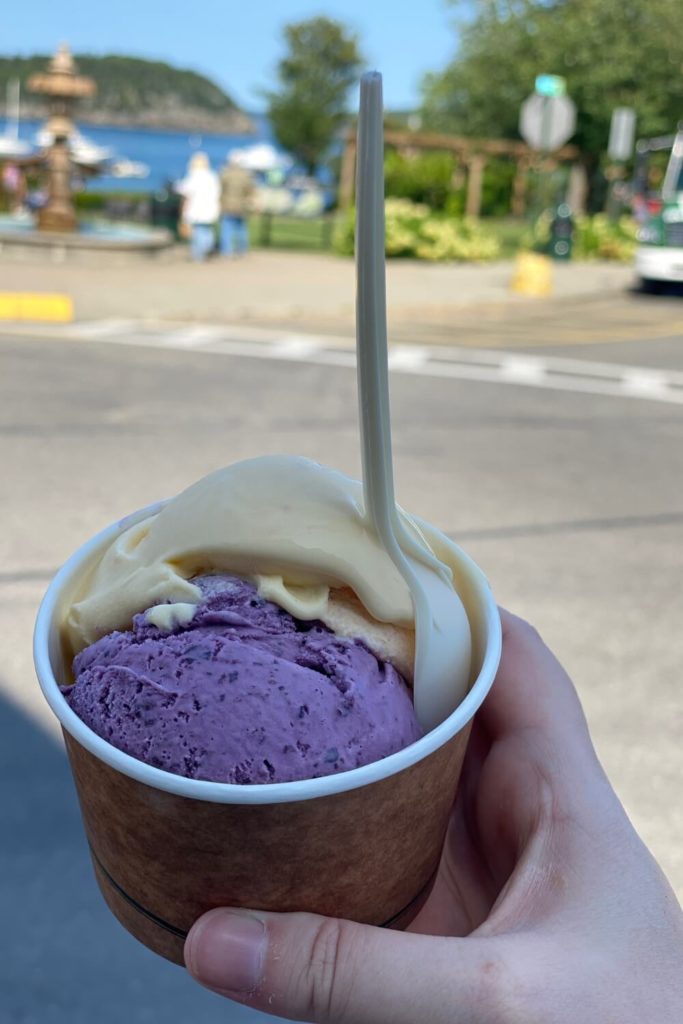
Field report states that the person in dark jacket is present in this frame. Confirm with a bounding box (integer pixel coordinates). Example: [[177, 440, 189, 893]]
[[219, 152, 255, 257]]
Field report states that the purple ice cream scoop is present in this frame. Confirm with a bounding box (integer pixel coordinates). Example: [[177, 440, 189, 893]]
[[64, 575, 422, 784]]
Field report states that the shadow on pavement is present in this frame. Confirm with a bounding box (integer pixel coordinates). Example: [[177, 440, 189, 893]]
[[629, 280, 683, 298], [0, 685, 282, 1024]]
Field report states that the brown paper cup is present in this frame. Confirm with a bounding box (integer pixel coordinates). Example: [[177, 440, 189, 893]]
[[34, 503, 501, 965]]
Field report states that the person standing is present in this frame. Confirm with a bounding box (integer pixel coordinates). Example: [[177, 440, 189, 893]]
[[219, 152, 255, 257], [1, 161, 27, 213], [177, 153, 220, 261]]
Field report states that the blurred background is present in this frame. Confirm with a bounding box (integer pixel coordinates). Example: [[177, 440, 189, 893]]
[[1, 1, 682, 1021]]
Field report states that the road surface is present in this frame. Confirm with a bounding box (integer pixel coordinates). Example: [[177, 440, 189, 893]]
[[2, 290, 682, 1023]]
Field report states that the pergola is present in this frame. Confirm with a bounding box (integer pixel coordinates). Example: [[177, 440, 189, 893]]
[[339, 126, 581, 217]]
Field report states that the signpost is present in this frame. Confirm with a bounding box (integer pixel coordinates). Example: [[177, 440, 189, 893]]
[[608, 107, 636, 162], [606, 107, 637, 220], [519, 75, 578, 262]]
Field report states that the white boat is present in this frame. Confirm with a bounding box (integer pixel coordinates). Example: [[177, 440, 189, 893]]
[[35, 126, 113, 167], [0, 135, 31, 158], [109, 158, 150, 179], [231, 142, 293, 172], [0, 80, 32, 158]]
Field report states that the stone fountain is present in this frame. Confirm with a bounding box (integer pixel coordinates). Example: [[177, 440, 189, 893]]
[[28, 43, 96, 232], [0, 45, 172, 262]]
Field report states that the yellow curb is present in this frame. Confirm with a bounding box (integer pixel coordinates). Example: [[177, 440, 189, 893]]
[[0, 292, 74, 322]]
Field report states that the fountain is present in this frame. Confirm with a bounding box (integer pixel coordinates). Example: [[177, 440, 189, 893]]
[[29, 43, 96, 232], [0, 45, 172, 262]]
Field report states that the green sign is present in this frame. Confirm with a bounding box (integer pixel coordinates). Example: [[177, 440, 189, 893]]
[[535, 74, 566, 98]]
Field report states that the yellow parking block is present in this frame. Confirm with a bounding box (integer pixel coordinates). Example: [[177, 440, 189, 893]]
[[0, 292, 74, 322], [510, 253, 553, 297]]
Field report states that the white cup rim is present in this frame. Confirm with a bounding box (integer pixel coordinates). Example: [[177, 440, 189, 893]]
[[34, 502, 502, 805]]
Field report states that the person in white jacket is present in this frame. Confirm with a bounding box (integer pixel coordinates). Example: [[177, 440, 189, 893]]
[[177, 152, 220, 261]]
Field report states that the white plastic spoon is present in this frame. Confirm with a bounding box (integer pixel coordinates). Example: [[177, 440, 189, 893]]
[[355, 71, 471, 732]]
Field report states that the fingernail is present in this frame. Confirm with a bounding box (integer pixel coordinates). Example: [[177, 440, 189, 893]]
[[186, 909, 266, 994]]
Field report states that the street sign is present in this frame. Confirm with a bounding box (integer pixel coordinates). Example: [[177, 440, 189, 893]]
[[535, 74, 566, 98], [608, 107, 636, 162], [520, 93, 577, 151]]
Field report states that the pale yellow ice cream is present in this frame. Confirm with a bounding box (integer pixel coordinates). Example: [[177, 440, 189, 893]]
[[65, 456, 470, 687]]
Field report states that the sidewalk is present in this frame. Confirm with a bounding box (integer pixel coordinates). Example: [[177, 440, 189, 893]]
[[0, 250, 635, 331]]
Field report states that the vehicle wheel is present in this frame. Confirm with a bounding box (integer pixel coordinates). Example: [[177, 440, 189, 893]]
[[639, 277, 664, 295]]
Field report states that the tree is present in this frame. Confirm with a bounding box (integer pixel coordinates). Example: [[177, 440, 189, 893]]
[[266, 17, 364, 175], [421, 0, 683, 160]]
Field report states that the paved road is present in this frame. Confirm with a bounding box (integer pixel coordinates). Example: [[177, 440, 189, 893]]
[[2, 294, 682, 1022]]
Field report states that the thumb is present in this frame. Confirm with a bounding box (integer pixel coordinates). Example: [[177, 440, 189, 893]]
[[184, 906, 502, 1024]]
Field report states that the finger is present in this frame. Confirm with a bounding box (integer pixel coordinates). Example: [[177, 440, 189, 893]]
[[407, 803, 498, 937], [185, 906, 504, 1024], [479, 609, 622, 844], [482, 608, 592, 754], [408, 722, 499, 937]]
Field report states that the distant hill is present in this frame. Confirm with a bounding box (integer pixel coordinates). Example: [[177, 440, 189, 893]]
[[0, 54, 254, 134]]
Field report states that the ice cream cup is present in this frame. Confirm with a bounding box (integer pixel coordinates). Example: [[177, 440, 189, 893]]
[[34, 502, 502, 965]]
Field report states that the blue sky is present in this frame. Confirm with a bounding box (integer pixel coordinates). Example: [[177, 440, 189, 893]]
[[5, 1, 459, 111]]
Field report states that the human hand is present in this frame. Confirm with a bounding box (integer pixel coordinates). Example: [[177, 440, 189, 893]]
[[184, 610, 683, 1023]]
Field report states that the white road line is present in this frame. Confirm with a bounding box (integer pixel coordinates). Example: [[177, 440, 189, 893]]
[[66, 319, 137, 339], [161, 324, 228, 348], [208, 335, 683, 399], [403, 359, 683, 403], [273, 336, 321, 358], [429, 345, 683, 388], [183, 321, 350, 347], [539, 355, 683, 388], [24, 319, 683, 405], [388, 346, 429, 370], [620, 370, 672, 398], [209, 339, 358, 369], [499, 355, 547, 383]]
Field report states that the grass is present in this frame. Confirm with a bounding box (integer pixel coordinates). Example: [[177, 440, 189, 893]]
[[73, 190, 531, 259], [486, 218, 528, 259], [248, 213, 334, 252], [247, 212, 529, 258]]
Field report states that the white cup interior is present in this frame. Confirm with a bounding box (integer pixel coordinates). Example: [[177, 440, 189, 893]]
[[34, 503, 502, 805]]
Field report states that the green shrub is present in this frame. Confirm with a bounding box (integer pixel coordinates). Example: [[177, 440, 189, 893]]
[[414, 217, 501, 261], [574, 214, 637, 261], [74, 192, 106, 212], [74, 190, 151, 211], [333, 198, 501, 262], [523, 211, 637, 262], [522, 209, 553, 252], [384, 150, 457, 211], [383, 149, 524, 218], [443, 191, 465, 217], [480, 158, 516, 218], [333, 208, 355, 255]]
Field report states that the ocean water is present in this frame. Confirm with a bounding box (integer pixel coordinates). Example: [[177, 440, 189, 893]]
[[0, 113, 281, 193]]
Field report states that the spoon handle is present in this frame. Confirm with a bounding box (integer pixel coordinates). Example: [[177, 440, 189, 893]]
[[355, 73, 450, 580], [355, 73, 469, 732], [355, 71, 396, 543]]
